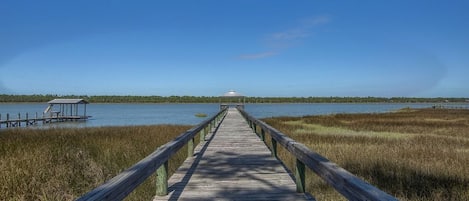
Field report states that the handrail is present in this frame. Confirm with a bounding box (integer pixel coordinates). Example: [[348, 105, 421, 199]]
[[76, 108, 227, 201], [238, 108, 398, 201]]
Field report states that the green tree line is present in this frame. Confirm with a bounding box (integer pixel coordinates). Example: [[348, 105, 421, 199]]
[[0, 94, 467, 103]]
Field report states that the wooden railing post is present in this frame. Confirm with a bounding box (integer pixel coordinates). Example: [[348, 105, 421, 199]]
[[260, 128, 265, 142], [271, 138, 278, 158], [156, 161, 169, 196], [295, 158, 306, 193], [6, 113, 9, 128], [188, 137, 195, 157], [200, 127, 206, 141], [252, 123, 257, 135], [208, 121, 212, 131]]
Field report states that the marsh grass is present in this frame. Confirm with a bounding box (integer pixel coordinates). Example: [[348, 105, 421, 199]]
[[263, 108, 469, 201], [194, 113, 208, 118], [0, 125, 192, 201]]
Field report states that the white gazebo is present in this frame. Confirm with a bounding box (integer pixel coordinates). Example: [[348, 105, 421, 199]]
[[220, 90, 245, 110]]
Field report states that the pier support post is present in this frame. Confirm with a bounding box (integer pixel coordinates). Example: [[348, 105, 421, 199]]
[[17, 113, 21, 127], [188, 137, 195, 157], [253, 123, 259, 138], [156, 161, 169, 196], [271, 138, 278, 158], [6, 113, 9, 128], [260, 128, 265, 142], [200, 127, 206, 141], [295, 159, 306, 193]]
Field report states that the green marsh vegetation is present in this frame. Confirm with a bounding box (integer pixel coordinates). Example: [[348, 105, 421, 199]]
[[0, 125, 193, 201], [263, 108, 469, 201], [194, 113, 208, 117]]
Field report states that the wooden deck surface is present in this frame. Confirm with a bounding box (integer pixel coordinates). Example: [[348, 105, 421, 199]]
[[153, 108, 314, 201]]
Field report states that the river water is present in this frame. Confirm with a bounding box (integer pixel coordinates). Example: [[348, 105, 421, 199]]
[[0, 103, 467, 127]]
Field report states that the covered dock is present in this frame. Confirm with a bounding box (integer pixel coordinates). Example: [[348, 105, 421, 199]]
[[0, 99, 90, 128], [44, 99, 89, 119]]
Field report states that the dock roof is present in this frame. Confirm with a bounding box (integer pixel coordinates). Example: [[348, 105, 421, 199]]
[[221, 90, 244, 97], [48, 99, 89, 104]]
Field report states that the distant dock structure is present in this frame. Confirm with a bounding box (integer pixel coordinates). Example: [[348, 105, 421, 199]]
[[0, 99, 90, 128], [220, 90, 245, 110]]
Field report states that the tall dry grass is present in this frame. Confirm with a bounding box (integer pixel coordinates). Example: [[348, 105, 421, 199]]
[[263, 108, 469, 201], [0, 125, 192, 201]]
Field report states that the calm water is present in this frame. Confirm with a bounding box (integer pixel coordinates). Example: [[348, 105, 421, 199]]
[[1, 103, 467, 128]]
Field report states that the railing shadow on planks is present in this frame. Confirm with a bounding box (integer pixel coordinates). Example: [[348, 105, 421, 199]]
[[76, 108, 228, 201], [77, 107, 397, 201], [237, 107, 397, 201]]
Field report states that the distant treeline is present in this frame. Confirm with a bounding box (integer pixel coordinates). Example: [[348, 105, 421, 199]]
[[1, 94, 468, 103]]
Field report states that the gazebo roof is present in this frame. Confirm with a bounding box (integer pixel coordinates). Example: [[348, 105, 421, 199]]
[[221, 90, 244, 97], [48, 99, 89, 104]]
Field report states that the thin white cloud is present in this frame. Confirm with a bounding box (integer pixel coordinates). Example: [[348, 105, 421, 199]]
[[239, 51, 277, 60], [239, 15, 330, 60], [268, 15, 330, 43], [302, 15, 331, 27], [270, 29, 310, 40]]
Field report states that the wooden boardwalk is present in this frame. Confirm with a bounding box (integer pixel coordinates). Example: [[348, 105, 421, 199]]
[[154, 108, 314, 201]]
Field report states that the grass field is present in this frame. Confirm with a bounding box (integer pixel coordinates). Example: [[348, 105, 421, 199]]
[[263, 108, 469, 201], [2, 108, 468, 201], [0, 125, 192, 201]]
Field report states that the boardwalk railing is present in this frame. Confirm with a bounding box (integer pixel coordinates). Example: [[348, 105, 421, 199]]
[[76, 109, 227, 201], [238, 108, 398, 201]]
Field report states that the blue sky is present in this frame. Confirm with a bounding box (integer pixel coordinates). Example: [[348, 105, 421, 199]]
[[1, 1, 468, 97]]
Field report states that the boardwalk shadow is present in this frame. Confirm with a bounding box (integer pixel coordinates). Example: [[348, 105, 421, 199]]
[[166, 118, 222, 200], [166, 144, 312, 199], [167, 150, 313, 201]]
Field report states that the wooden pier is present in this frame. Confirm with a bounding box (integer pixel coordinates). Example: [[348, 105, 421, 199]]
[[153, 108, 312, 201], [77, 107, 397, 201], [0, 113, 88, 128]]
